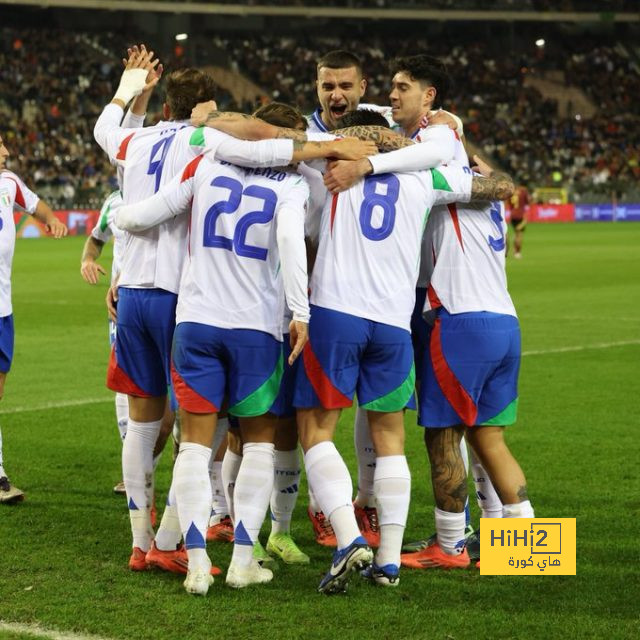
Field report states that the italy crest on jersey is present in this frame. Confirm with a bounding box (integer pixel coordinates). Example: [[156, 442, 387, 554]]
[[0, 188, 11, 208]]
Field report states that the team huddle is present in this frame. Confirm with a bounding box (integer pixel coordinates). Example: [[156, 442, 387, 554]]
[[1, 43, 534, 597]]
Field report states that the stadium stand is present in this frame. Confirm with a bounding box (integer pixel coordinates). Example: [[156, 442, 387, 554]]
[[1, 13, 638, 207]]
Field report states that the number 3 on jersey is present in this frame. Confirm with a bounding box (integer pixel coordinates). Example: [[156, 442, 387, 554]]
[[359, 173, 399, 241], [203, 176, 277, 261]]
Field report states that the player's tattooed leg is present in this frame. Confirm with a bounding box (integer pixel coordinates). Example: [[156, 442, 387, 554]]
[[424, 426, 467, 513]]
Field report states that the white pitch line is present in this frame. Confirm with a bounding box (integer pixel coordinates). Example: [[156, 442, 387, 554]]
[[522, 339, 640, 356], [0, 621, 114, 640], [0, 340, 637, 416], [0, 396, 112, 415]]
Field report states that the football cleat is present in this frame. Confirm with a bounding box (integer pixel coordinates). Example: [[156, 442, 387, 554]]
[[354, 503, 380, 548], [0, 476, 24, 504], [266, 532, 310, 565], [466, 529, 480, 562], [361, 562, 400, 587], [307, 507, 337, 547], [317, 536, 373, 595], [128, 546, 150, 571], [226, 559, 273, 589], [113, 480, 126, 495], [207, 515, 234, 543], [402, 524, 474, 553], [184, 566, 214, 596], [401, 542, 470, 570], [253, 539, 275, 565], [145, 542, 221, 576]]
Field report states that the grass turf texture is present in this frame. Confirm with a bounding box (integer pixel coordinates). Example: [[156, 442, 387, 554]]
[[1, 225, 639, 640]]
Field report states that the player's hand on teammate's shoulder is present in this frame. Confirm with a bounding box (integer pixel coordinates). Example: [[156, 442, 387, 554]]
[[329, 137, 378, 162], [191, 101, 218, 127], [323, 157, 372, 194], [81, 260, 106, 285], [426, 110, 458, 130], [288, 320, 309, 365], [471, 154, 494, 177]]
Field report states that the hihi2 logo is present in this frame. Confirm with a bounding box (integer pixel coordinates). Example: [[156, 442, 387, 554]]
[[480, 518, 576, 575]]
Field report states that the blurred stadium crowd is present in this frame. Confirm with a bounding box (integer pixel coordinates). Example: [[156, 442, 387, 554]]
[[1, 20, 638, 208]]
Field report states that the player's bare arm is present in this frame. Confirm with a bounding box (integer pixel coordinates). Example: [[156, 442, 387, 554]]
[[469, 155, 514, 201], [291, 138, 377, 162], [323, 157, 372, 194], [332, 126, 413, 152], [33, 200, 67, 238], [192, 106, 274, 141], [80, 236, 107, 285]]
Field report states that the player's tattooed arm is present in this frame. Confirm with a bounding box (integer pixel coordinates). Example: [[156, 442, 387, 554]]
[[469, 154, 514, 201], [332, 126, 413, 152], [192, 104, 278, 141], [291, 138, 378, 163]]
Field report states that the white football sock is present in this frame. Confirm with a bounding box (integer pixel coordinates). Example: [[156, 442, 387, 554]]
[[270, 448, 300, 535], [221, 449, 242, 524], [208, 418, 230, 525], [114, 393, 128, 442], [155, 479, 182, 551], [353, 406, 377, 508], [470, 450, 503, 518], [174, 442, 212, 572], [503, 500, 534, 518], [435, 507, 466, 556], [374, 455, 411, 568], [304, 441, 360, 548], [122, 418, 161, 551], [231, 442, 274, 568], [459, 436, 471, 527]]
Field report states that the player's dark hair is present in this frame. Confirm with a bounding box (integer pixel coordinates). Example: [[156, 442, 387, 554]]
[[253, 102, 307, 131], [389, 54, 450, 109], [164, 68, 217, 120], [317, 50, 363, 75], [333, 109, 389, 130]]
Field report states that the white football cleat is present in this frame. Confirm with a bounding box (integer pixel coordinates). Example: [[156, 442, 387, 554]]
[[226, 559, 273, 589], [184, 566, 214, 596]]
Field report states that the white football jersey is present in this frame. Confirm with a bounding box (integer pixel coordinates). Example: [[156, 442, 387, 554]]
[[94, 104, 293, 294], [422, 198, 517, 319], [311, 165, 472, 331], [158, 157, 310, 340], [90, 191, 125, 283], [306, 103, 395, 134], [0, 170, 39, 317]]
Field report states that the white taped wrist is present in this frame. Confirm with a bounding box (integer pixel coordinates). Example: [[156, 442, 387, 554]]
[[113, 69, 148, 106]]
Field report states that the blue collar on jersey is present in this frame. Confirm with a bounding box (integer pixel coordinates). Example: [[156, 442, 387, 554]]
[[409, 128, 421, 140], [311, 108, 329, 132]]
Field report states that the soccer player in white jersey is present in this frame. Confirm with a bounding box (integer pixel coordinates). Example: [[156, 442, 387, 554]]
[[402, 159, 535, 572], [115, 132, 370, 595], [307, 50, 394, 137], [325, 54, 501, 565], [293, 130, 490, 593], [0, 134, 67, 504], [93, 46, 308, 573]]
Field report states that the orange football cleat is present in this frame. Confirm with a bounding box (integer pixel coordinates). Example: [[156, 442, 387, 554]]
[[401, 542, 470, 570]]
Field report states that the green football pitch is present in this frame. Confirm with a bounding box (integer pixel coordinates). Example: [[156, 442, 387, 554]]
[[1, 224, 638, 640]]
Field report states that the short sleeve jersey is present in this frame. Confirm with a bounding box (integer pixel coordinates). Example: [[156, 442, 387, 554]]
[[311, 165, 472, 331], [90, 191, 125, 283], [160, 157, 310, 340], [0, 170, 39, 316], [422, 196, 517, 319]]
